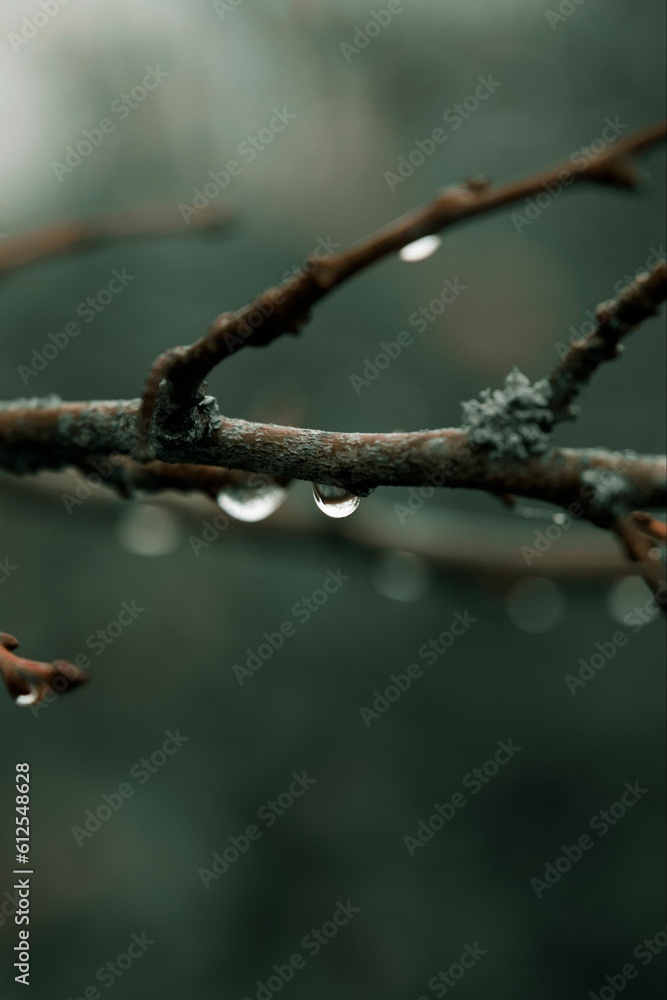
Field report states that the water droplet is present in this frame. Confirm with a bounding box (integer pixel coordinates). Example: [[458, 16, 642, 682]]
[[312, 483, 360, 519], [399, 234, 442, 262], [506, 577, 564, 633], [217, 482, 287, 523], [607, 575, 658, 625], [117, 504, 180, 556], [15, 687, 40, 707], [372, 551, 430, 602], [552, 512, 568, 525]]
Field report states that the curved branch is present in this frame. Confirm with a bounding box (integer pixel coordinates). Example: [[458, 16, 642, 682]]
[[2, 238, 666, 522], [137, 119, 667, 446], [549, 262, 667, 418]]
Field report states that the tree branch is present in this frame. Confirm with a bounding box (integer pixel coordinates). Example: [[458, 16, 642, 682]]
[[612, 514, 666, 611], [137, 120, 666, 449], [0, 203, 233, 280], [0, 631, 88, 706], [632, 510, 667, 543], [549, 262, 667, 419], [1, 120, 666, 704], [73, 455, 276, 500], [1, 398, 664, 516]]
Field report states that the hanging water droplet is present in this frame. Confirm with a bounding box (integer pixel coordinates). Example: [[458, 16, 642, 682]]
[[552, 512, 568, 525], [312, 483, 360, 519], [399, 234, 442, 263], [15, 687, 40, 707], [217, 482, 288, 523]]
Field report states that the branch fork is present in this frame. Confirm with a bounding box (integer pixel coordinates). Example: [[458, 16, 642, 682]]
[[1, 120, 666, 704]]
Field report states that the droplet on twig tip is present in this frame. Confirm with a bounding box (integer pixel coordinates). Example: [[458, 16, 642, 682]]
[[312, 483, 360, 519], [399, 234, 442, 263], [217, 482, 288, 523]]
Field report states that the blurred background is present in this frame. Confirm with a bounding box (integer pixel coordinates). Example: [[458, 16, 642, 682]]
[[0, 1, 665, 997]]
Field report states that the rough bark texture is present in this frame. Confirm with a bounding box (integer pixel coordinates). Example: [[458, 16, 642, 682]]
[[1, 123, 666, 702]]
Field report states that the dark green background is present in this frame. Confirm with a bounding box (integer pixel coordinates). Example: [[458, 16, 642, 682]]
[[0, 1, 665, 997]]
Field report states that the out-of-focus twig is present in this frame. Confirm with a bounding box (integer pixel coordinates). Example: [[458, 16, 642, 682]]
[[0, 203, 234, 280], [0, 631, 89, 706], [632, 510, 667, 542], [612, 514, 666, 612]]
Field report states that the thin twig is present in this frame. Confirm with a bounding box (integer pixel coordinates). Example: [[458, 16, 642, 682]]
[[137, 120, 667, 447], [0, 203, 234, 280], [74, 455, 277, 500], [612, 514, 666, 611], [632, 510, 667, 542], [549, 262, 667, 419], [0, 469, 639, 581], [0, 632, 89, 705]]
